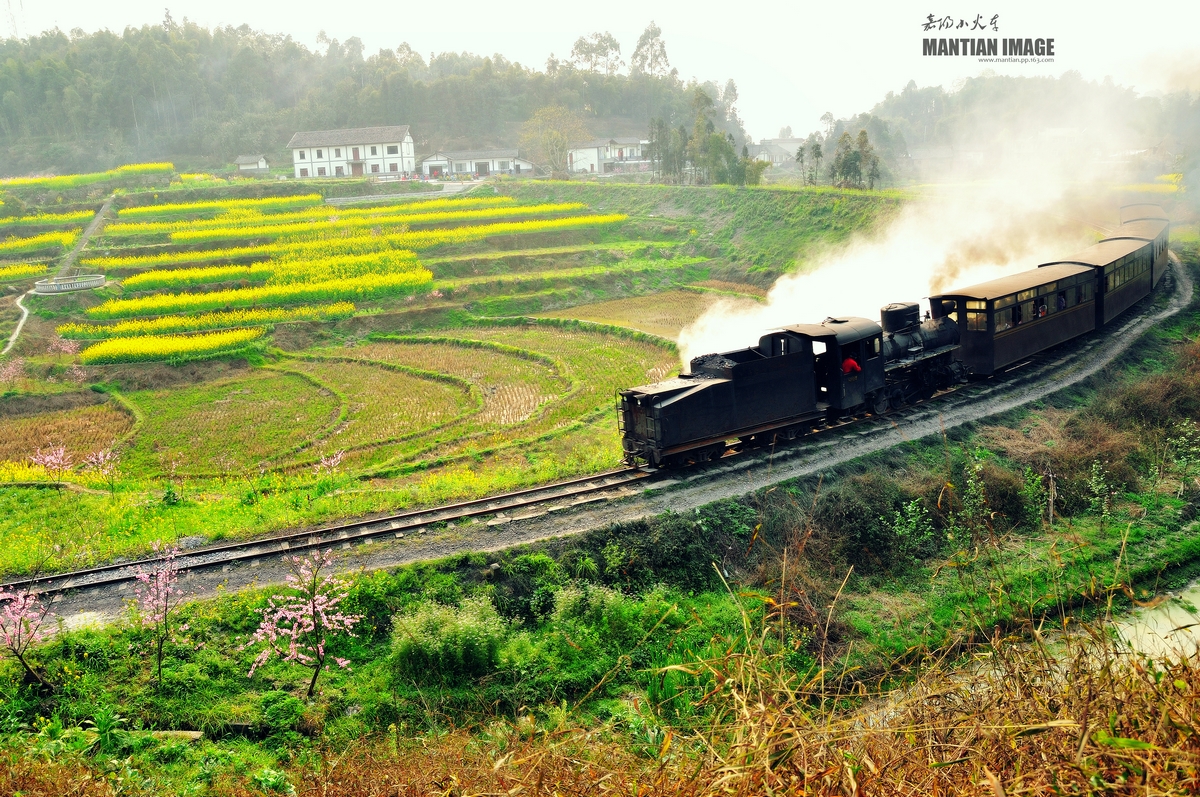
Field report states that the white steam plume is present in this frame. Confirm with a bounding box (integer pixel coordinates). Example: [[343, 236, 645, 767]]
[[678, 94, 1139, 367]]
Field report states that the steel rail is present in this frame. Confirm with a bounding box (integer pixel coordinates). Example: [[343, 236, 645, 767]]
[[3, 467, 650, 596]]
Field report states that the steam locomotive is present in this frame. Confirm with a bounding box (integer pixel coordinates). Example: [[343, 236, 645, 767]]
[[619, 204, 1170, 468]]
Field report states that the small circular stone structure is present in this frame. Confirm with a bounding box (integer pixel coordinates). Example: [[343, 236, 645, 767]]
[[34, 274, 106, 294]]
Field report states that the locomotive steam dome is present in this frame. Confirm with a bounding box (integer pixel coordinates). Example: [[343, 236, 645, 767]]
[[880, 302, 920, 333]]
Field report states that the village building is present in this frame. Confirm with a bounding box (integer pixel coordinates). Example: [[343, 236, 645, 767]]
[[419, 149, 533, 178], [567, 137, 650, 173], [233, 155, 269, 175], [748, 142, 795, 168], [287, 125, 416, 178]]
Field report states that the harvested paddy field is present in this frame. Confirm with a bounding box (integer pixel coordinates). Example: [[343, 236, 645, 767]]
[[540, 288, 761, 339]]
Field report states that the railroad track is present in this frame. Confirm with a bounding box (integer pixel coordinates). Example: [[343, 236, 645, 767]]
[[5, 263, 1183, 602], [2, 467, 650, 597]]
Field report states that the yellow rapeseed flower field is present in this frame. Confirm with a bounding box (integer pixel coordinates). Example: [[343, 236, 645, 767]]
[[169, 202, 588, 244], [58, 302, 355, 339], [89, 270, 433, 318], [117, 193, 324, 220], [81, 214, 627, 270], [0, 230, 79, 255], [0, 263, 49, 280], [121, 250, 422, 291], [80, 327, 266, 363], [104, 195, 516, 236], [0, 163, 173, 189]]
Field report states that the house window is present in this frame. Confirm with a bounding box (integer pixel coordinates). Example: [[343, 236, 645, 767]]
[[335, 166, 344, 176], [499, 161, 509, 170], [371, 164, 379, 173], [389, 163, 398, 172], [316, 149, 323, 158], [455, 163, 467, 171], [370, 146, 377, 155], [299, 168, 309, 177], [299, 151, 306, 160], [387, 145, 398, 154], [335, 148, 341, 157], [317, 167, 326, 176]]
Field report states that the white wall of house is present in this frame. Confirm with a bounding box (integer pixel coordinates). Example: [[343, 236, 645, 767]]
[[568, 139, 650, 173], [292, 135, 416, 178], [568, 147, 604, 173], [420, 153, 533, 177]]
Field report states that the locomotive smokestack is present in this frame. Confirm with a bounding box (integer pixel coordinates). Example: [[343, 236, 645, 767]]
[[880, 302, 920, 333]]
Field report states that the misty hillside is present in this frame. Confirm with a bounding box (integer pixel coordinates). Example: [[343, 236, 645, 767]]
[[0, 19, 745, 175], [795, 73, 1200, 186]]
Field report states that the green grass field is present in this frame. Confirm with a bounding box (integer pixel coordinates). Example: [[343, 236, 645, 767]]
[[0, 179, 902, 574]]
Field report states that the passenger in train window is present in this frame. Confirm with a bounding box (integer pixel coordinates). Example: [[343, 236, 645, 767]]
[[1037, 299, 1048, 318], [842, 356, 861, 375], [1014, 304, 1023, 325], [1057, 291, 1067, 311]]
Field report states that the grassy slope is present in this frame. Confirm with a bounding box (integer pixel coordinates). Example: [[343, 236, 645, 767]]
[[496, 181, 906, 285]]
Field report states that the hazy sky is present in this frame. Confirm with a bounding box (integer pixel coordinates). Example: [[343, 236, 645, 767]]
[[13, 1, 1200, 140]]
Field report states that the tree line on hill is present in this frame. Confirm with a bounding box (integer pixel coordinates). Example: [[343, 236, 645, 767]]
[[785, 71, 1200, 189], [0, 16, 747, 177]]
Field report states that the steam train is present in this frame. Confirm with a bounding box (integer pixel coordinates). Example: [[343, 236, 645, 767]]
[[619, 204, 1170, 468]]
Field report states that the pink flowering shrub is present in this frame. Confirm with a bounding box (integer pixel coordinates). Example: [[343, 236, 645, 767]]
[[314, 450, 345, 477], [0, 587, 55, 688], [132, 543, 187, 685], [245, 550, 361, 697], [47, 336, 81, 356], [30, 445, 72, 483], [84, 447, 120, 496], [0, 357, 24, 387]]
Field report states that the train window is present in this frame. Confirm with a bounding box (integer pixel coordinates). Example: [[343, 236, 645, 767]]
[[1017, 289, 1036, 302], [1039, 282, 1057, 295], [1057, 291, 1067, 311], [868, 337, 880, 358], [994, 295, 1015, 308], [966, 311, 987, 331], [812, 341, 826, 356], [995, 307, 1013, 331], [966, 300, 986, 310]]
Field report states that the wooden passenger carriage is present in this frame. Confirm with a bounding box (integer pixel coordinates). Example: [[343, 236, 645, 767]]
[[928, 264, 1097, 376]]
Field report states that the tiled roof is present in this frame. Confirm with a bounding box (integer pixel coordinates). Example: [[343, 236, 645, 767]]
[[287, 125, 411, 148]]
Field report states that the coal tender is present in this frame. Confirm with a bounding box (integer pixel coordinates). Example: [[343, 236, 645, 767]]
[[618, 303, 962, 468]]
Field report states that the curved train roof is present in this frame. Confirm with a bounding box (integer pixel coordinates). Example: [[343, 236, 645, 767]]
[[780, 316, 880, 343], [1102, 218, 1168, 242], [931, 263, 1093, 301], [1040, 237, 1148, 268], [1120, 203, 1168, 224]]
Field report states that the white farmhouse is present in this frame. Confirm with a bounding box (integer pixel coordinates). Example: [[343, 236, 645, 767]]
[[234, 155, 268, 175], [287, 125, 416, 178], [419, 149, 533, 178], [567, 137, 650, 174]]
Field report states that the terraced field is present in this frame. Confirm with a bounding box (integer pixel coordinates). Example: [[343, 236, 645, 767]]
[[540, 289, 762, 338], [0, 173, 903, 569], [119, 371, 343, 475]]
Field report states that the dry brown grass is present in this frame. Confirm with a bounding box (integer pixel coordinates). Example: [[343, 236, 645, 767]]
[[0, 402, 132, 463]]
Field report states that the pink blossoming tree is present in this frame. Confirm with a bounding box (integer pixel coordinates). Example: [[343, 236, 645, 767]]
[[0, 587, 56, 688], [244, 550, 361, 698], [84, 447, 120, 497], [30, 445, 72, 484], [133, 543, 187, 685], [0, 357, 25, 388]]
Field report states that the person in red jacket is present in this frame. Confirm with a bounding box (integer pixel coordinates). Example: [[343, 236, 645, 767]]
[[842, 355, 861, 375]]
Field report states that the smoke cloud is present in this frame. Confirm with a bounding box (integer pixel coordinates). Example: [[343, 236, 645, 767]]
[[677, 78, 1146, 366]]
